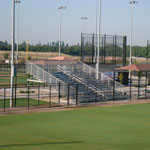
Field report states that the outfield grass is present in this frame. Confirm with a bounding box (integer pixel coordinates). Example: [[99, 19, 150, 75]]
[[0, 72, 27, 85], [0, 72, 41, 86], [0, 104, 150, 150], [0, 98, 48, 108]]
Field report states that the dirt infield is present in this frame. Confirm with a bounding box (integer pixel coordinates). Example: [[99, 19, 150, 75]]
[[0, 74, 10, 77], [0, 82, 10, 84], [0, 99, 150, 116]]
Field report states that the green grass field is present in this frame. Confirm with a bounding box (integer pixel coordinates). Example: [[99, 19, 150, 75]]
[[0, 104, 150, 150], [0, 98, 48, 108], [0, 72, 27, 85]]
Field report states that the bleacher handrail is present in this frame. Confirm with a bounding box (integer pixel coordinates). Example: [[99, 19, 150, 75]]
[[78, 61, 124, 88]]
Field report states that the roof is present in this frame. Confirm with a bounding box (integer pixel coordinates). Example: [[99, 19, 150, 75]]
[[33, 56, 76, 65], [115, 64, 150, 72], [48, 56, 73, 61], [105, 57, 123, 61], [33, 60, 48, 65]]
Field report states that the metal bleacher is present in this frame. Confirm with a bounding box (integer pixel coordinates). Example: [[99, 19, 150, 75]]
[[26, 60, 129, 104]]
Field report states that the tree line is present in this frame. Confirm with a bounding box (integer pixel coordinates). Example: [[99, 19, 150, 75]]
[[0, 41, 81, 56], [0, 40, 150, 58]]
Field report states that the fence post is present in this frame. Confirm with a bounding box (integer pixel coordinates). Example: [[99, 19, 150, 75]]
[[130, 71, 132, 101], [3, 88, 6, 112], [114, 35, 117, 64], [138, 74, 140, 100], [49, 85, 51, 108], [113, 72, 115, 102], [12, 85, 14, 107], [67, 84, 70, 106], [27, 85, 30, 110], [81, 33, 83, 61], [14, 83, 17, 107], [58, 82, 61, 104], [104, 34, 106, 64], [92, 33, 95, 63], [95, 83, 97, 103], [145, 72, 148, 100], [123, 36, 127, 66], [32, 75, 34, 86], [38, 83, 40, 105], [76, 84, 78, 105], [113, 36, 115, 64]]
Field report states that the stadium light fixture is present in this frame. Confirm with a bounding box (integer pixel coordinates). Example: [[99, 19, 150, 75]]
[[81, 17, 88, 33], [10, 0, 16, 107], [58, 6, 66, 56], [129, 0, 138, 65]]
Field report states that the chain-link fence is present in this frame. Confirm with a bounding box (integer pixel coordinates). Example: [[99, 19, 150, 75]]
[[0, 64, 26, 73], [0, 83, 77, 113], [81, 33, 127, 66], [0, 76, 150, 113]]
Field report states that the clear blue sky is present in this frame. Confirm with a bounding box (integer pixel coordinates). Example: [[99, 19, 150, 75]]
[[0, 0, 149, 46]]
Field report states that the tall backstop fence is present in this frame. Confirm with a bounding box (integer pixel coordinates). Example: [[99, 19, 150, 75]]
[[81, 33, 127, 66]]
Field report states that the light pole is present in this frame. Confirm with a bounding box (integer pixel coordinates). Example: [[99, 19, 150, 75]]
[[81, 17, 88, 33], [94, 0, 98, 63], [96, 0, 102, 79], [10, 0, 15, 107], [129, 0, 138, 65], [15, 0, 21, 63], [58, 6, 66, 56]]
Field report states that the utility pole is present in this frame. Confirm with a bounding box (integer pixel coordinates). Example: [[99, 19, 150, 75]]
[[96, 0, 102, 80], [15, 0, 21, 63], [81, 17, 88, 33], [129, 0, 138, 65], [10, 0, 15, 107], [94, 0, 98, 63], [15, 0, 21, 86], [58, 6, 66, 56]]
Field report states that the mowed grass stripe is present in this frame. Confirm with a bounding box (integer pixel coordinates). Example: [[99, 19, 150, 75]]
[[0, 72, 27, 85], [0, 98, 48, 108], [0, 104, 150, 150]]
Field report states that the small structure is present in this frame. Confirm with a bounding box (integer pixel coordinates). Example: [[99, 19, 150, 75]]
[[115, 64, 150, 72], [115, 64, 150, 99]]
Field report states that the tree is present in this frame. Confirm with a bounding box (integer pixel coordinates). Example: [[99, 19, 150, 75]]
[[3, 52, 9, 60], [4, 40, 8, 45]]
